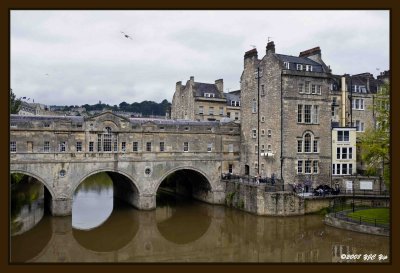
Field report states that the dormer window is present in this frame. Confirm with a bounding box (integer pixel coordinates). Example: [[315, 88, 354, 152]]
[[296, 64, 303, 71], [204, 93, 215, 98], [305, 65, 313, 72], [284, 62, 290, 69]]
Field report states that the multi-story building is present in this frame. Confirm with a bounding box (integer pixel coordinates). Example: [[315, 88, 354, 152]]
[[171, 77, 240, 122], [239, 42, 332, 189]]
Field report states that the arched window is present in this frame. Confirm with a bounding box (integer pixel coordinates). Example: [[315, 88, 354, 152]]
[[304, 133, 311, 153], [98, 127, 118, 152]]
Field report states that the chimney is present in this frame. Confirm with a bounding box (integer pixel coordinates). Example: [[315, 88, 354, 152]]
[[176, 81, 182, 92], [215, 79, 223, 93], [266, 41, 275, 54], [299, 47, 321, 58], [190, 76, 194, 83], [244, 48, 258, 60]]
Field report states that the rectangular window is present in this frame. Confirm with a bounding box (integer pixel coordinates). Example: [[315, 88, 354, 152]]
[[198, 106, 204, 115], [235, 112, 239, 120], [297, 140, 302, 153], [59, 141, 66, 152], [89, 142, 94, 152], [342, 147, 347, 159], [228, 144, 233, 153], [44, 141, 50, 152], [157, 142, 163, 152], [261, 129, 265, 136], [261, 85, 265, 96], [228, 164, 233, 173], [209, 107, 214, 115], [305, 160, 312, 174], [306, 65, 313, 71], [317, 85, 322, 95], [336, 164, 341, 175], [207, 143, 212, 152], [311, 84, 316, 94], [296, 64, 303, 71], [349, 147, 353, 159], [298, 160, 303, 174], [356, 120, 365, 132], [261, 145, 265, 154], [298, 83, 304, 93], [337, 131, 349, 142], [304, 105, 311, 123], [252, 99, 257, 113], [352, 98, 365, 110], [76, 142, 82, 152], [313, 140, 318, 153], [219, 107, 224, 115], [97, 134, 102, 152], [349, 164, 353, 175], [267, 144, 272, 152], [255, 145, 258, 154], [312, 105, 319, 124], [121, 142, 126, 152], [305, 81, 311, 94], [305, 138, 311, 153], [261, 116, 265, 123], [332, 164, 336, 175], [183, 142, 189, 152], [267, 129, 272, 137], [27, 141, 33, 152], [342, 164, 348, 175], [284, 62, 290, 69], [133, 142, 138, 152], [10, 141, 16, 153], [298, 105, 303, 123], [337, 147, 341, 159], [313, 161, 318, 173], [146, 142, 152, 152], [227, 112, 231, 118], [252, 129, 257, 138]]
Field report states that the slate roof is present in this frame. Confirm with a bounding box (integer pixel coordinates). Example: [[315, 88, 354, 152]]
[[129, 117, 222, 126], [330, 73, 380, 94], [275, 54, 324, 73], [193, 82, 223, 98], [224, 92, 240, 106], [10, 114, 84, 122]]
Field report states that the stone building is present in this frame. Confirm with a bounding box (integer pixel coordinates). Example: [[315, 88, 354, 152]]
[[329, 71, 389, 173], [239, 42, 332, 189], [171, 77, 240, 122]]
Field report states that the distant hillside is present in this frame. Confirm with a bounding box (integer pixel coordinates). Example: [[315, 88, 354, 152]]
[[52, 99, 171, 116]]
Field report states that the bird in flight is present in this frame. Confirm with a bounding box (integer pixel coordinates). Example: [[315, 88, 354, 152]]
[[121, 31, 133, 40]]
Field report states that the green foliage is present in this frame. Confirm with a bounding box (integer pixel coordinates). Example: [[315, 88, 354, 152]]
[[10, 173, 25, 185], [359, 82, 390, 186], [10, 89, 21, 114]]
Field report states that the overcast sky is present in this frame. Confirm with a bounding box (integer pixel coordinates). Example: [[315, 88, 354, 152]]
[[10, 10, 389, 106]]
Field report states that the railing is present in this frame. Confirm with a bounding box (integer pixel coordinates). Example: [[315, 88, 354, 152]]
[[329, 200, 389, 228], [336, 189, 390, 197], [221, 174, 287, 192]]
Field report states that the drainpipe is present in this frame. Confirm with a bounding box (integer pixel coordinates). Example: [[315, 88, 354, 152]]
[[341, 76, 346, 127], [280, 71, 283, 183]]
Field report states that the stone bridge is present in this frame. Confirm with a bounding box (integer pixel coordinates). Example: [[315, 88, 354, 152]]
[[10, 112, 241, 215]]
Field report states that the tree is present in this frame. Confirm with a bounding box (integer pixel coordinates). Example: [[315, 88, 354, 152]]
[[359, 82, 390, 186], [10, 89, 21, 114]]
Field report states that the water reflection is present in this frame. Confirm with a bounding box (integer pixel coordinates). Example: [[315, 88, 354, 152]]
[[72, 173, 113, 230], [11, 177, 45, 236], [156, 191, 211, 245], [11, 188, 390, 263], [73, 200, 139, 252]]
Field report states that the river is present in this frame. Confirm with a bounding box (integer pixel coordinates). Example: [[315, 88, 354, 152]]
[[10, 173, 390, 263]]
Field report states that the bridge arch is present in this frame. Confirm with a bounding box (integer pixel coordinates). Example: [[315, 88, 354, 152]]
[[155, 165, 215, 205], [10, 169, 56, 200], [72, 168, 142, 210]]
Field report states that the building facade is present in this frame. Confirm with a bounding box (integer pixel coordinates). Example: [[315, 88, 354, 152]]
[[171, 77, 240, 122], [239, 42, 332, 188]]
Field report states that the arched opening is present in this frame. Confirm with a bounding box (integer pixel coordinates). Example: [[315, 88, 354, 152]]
[[10, 172, 53, 236], [72, 171, 139, 231], [155, 169, 212, 244], [157, 169, 212, 204]]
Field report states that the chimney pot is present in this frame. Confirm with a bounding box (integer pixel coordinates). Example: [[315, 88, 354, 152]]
[[266, 41, 275, 54]]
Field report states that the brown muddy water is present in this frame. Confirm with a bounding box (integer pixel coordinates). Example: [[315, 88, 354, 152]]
[[10, 173, 390, 263]]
